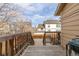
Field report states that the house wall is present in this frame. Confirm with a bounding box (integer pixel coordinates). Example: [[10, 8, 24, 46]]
[[60, 4, 79, 48], [45, 24, 61, 32], [37, 28, 45, 32], [45, 24, 57, 32]]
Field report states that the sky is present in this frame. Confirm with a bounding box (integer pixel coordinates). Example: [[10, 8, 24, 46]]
[[17, 3, 59, 27]]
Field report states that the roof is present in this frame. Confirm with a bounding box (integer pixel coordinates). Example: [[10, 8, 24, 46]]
[[55, 3, 67, 16], [43, 20, 60, 24]]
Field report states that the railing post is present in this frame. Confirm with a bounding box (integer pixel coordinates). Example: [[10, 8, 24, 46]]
[[43, 32, 46, 45], [53, 32, 55, 45], [66, 44, 72, 56], [51, 32, 55, 45], [66, 44, 68, 56], [57, 32, 60, 44], [69, 45, 72, 56], [9, 39, 15, 56], [0, 42, 2, 55]]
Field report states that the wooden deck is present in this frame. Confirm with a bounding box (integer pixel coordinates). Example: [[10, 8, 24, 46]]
[[21, 39, 65, 56], [21, 45, 65, 56], [0, 32, 64, 56]]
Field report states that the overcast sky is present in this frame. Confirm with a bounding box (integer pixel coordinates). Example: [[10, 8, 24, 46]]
[[17, 3, 59, 27]]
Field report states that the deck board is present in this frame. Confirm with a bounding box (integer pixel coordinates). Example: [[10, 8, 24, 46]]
[[21, 45, 65, 56], [21, 39, 65, 56]]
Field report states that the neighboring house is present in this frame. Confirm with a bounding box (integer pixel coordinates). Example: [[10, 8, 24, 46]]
[[55, 3, 79, 48], [36, 24, 45, 32], [43, 20, 61, 32], [31, 27, 37, 33]]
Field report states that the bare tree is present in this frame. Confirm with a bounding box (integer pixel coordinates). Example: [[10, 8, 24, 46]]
[[0, 3, 32, 35]]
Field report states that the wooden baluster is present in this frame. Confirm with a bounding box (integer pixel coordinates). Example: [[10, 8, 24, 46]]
[[28, 33, 30, 44], [58, 32, 60, 44], [53, 32, 56, 45], [5, 41, 7, 55], [14, 37, 16, 55], [15, 35, 19, 54], [6, 40, 11, 56], [55, 33, 57, 44], [0, 42, 2, 56], [9, 39, 15, 56], [53, 33, 55, 45], [26, 33, 28, 44], [20, 34, 23, 50], [54, 32, 56, 45], [1, 41, 6, 56], [27, 33, 28, 43], [30, 32, 34, 45], [54, 33, 55, 44], [51, 33, 52, 44], [6, 40, 8, 56], [43, 32, 46, 45], [18, 35, 20, 52], [20, 35, 22, 49], [51, 32, 56, 45], [5, 39, 14, 56], [17, 35, 20, 53]]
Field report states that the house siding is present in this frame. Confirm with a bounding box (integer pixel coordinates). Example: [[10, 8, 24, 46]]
[[60, 4, 79, 48]]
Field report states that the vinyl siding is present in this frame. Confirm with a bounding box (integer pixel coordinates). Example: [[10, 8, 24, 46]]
[[60, 4, 79, 48]]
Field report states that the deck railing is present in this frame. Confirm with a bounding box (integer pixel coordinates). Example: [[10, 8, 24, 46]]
[[43, 31, 61, 45], [0, 32, 34, 56]]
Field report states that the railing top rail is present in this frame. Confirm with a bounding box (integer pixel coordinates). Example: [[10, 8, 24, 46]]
[[0, 32, 30, 42], [44, 31, 61, 33]]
